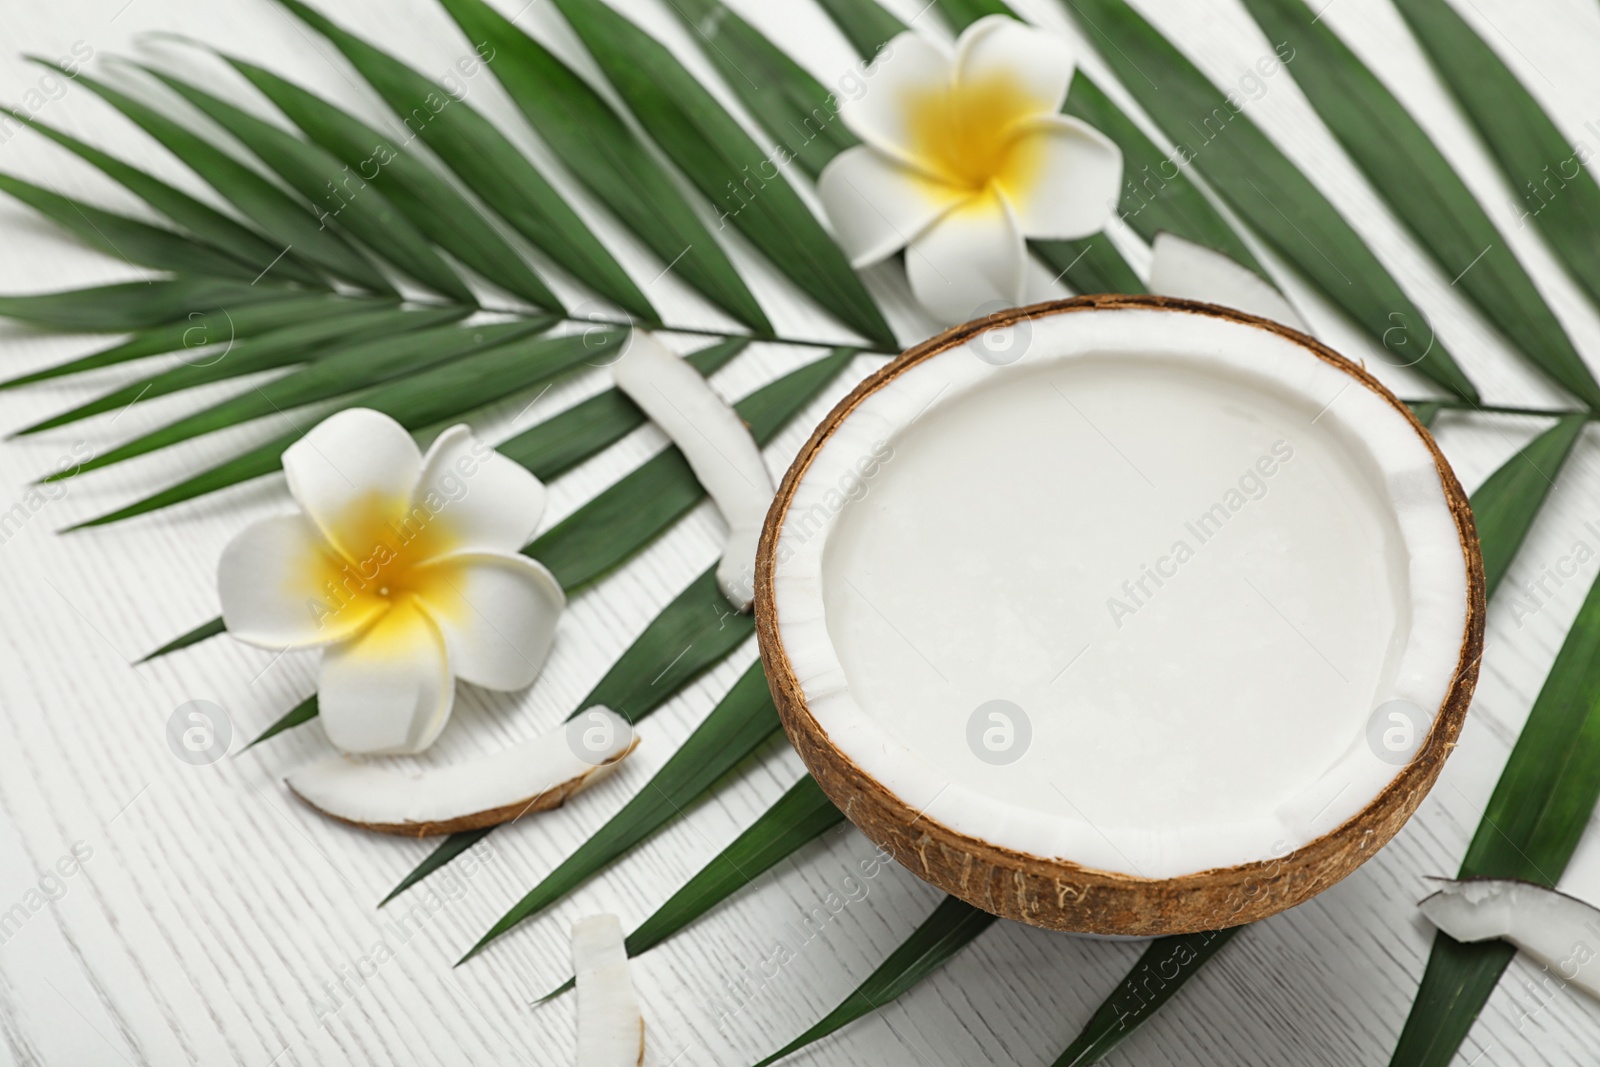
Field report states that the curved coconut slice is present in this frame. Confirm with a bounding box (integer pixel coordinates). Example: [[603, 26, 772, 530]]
[[1420, 879, 1600, 1001], [573, 914, 644, 1066], [1148, 232, 1309, 333], [286, 707, 638, 836], [756, 296, 1483, 935], [613, 330, 774, 611]]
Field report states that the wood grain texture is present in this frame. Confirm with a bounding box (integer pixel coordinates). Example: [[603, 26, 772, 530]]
[[0, 0, 1597, 1065]]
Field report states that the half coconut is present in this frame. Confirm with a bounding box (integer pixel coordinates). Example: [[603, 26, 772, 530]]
[[756, 296, 1483, 935]]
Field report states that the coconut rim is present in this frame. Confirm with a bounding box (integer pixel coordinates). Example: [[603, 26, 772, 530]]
[[754, 294, 1485, 933]]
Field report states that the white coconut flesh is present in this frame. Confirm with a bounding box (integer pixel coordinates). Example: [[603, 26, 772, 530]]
[[286, 706, 637, 834], [573, 913, 645, 1066], [613, 330, 774, 611], [1420, 879, 1600, 1001], [769, 307, 1469, 879], [1147, 232, 1309, 333]]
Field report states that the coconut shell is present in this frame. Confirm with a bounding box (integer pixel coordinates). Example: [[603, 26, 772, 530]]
[[755, 295, 1485, 935]]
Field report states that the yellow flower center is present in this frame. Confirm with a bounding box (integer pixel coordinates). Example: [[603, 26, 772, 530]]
[[902, 71, 1047, 199], [301, 490, 469, 643]]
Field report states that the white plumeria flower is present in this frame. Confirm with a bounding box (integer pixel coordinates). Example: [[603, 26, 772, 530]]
[[218, 408, 564, 755], [819, 15, 1123, 324]]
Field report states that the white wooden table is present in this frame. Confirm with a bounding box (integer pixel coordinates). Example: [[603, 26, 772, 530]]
[[2, 0, 1599, 1063]]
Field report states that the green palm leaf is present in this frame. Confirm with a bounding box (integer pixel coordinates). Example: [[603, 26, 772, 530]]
[[664, 0, 858, 181], [541, 775, 845, 1001], [934, 0, 1017, 29], [1240, 0, 1600, 409], [63, 66, 391, 293], [0, 172, 267, 281], [1051, 929, 1240, 1066], [810, 0, 904, 60], [1408, 401, 1442, 428], [0, 277, 303, 332], [425, 0, 773, 333], [378, 829, 490, 908], [54, 319, 549, 480], [1471, 414, 1586, 598], [751, 895, 997, 1067], [218, 52, 561, 312], [140, 66, 474, 303], [518, 0, 896, 347], [1033, 235, 1143, 297], [1392, 564, 1600, 1065], [138, 616, 227, 663], [1390, 936, 1517, 1067], [1393, 0, 1600, 309], [243, 695, 318, 751], [0, 292, 380, 387], [1061, 72, 1263, 274], [9, 112, 325, 286], [274, 0, 656, 323], [580, 567, 754, 722], [70, 326, 613, 528], [19, 304, 467, 435], [459, 659, 781, 963], [1056, 0, 1479, 401], [546, 0, 891, 347]]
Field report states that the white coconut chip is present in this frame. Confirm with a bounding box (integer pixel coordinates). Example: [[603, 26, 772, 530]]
[[613, 330, 774, 611], [573, 914, 644, 1067], [286, 706, 638, 835], [1148, 232, 1309, 333], [1420, 878, 1600, 1001]]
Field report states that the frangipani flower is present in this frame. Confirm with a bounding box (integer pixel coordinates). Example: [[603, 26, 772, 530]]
[[819, 15, 1123, 324], [218, 408, 564, 755]]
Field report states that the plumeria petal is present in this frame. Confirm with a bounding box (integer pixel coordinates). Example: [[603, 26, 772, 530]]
[[415, 551, 565, 691], [319, 599, 454, 755], [282, 408, 422, 562], [412, 425, 547, 558], [818, 147, 967, 268], [998, 115, 1124, 240], [906, 191, 1028, 324], [954, 15, 1075, 120], [218, 514, 386, 649], [838, 31, 955, 170]]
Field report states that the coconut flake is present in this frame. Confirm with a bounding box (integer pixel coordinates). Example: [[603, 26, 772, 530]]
[[573, 914, 644, 1067], [286, 706, 638, 835], [1148, 232, 1309, 333], [613, 330, 774, 611], [1419, 879, 1600, 1001]]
